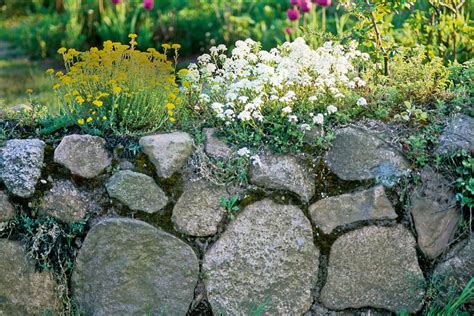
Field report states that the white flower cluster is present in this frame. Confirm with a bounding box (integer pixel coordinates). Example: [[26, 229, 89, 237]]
[[183, 37, 368, 129]]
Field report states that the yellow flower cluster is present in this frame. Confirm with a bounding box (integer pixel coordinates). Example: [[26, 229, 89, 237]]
[[48, 35, 182, 134]]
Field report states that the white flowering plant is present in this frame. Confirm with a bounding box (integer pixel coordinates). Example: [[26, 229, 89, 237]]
[[179, 37, 369, 152]]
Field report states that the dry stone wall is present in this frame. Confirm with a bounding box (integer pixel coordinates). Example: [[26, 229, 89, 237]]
[[0, 119, 472, 315]]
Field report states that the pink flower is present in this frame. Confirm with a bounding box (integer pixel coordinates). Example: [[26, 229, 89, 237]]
[[143, 0, 154, 10], [111, 0, 121, 4], [314, 0, 331, 6], [300, 0, 312, 12], [290, 0, 300, 5], [285, 27, 293, 34], [287, 7, 300, 21]]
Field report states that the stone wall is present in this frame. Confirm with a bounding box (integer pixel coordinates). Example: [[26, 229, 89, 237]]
[[0, 117, 473, 315]]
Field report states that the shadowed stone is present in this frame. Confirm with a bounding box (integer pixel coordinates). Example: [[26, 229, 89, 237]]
[[0, 190, 14, 222], [42, 179, 99, 223], [0, 239, 61, 315], [172, 180, 227, 236], [139, 132, 193, 178], [250, 153, 315, 202], [326, 127, 410, 184], [432, 237, 473, 305], [410, 167, 460, 259], [106, 170, 168, 214], [54, 134, 111, 178], [309, 185, 397, 234], [203, 128, 232, 159], [72, 217, 199, 315], [437, 114, 474, 154], [321, 225, 425, 313], [203, 199, 319, 315], [0, 139, 45, 197]]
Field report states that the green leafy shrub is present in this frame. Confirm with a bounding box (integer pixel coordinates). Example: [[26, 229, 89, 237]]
[[364, 50, 450, 115], [449, 59, 474, 111]]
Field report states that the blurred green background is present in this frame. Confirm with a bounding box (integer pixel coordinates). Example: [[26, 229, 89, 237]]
[[0, 0, 472, 110]]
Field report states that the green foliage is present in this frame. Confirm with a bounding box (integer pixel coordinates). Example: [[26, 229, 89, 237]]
[[0, 14, 64, 59], [403, 0, 474, 64], [394, 101, 428, 124], [444, 151, 474, 210], [220, 194, 240, 220], [364, 50, 450, 112], [449, 59, 474, 110], [37, 112, 75, 136], [406, 134, 430, 167], [424, 277, 474, 316]]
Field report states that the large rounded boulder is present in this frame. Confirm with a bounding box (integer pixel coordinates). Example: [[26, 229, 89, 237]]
[[72, 217, 199, 315], [320, 225, 425, 313], [203, 199, 319, 315]]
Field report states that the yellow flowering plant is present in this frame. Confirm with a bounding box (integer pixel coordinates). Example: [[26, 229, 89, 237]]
[[47, 34, 181, 135]]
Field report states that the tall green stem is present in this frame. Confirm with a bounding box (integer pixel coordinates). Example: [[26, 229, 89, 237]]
[[365, 0, 389, 75]]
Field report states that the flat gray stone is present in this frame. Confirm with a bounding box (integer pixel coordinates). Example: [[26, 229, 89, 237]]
[[309, 185, 397, 234], [42, 179, 98, 223], [326, 127, 410, 183], [437, 114, 474, 154], [106, 170, 168, 213], [0, 190, 14, 222], [0, 239, 61, 315], [410, 167, 460, 259], [203, 128, 232, 159], [139, 132, 193, 178], [250, 153, 315, 202], [72, 217, 199, 315], [172, 180, 227, 236], [321, 225, 425, 313], [0, 139, 45, 197], [203, 199, 319, 314], [54, 134, 111, 178], [432, 237, 473, 305]]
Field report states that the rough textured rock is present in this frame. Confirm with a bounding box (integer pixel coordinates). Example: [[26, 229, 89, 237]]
[[250, 153, 315, 202], [309, 185, 397, 234], [203, 128, 232, 159], [106, 170, 168, 213], [321, 225, 425, 313], [410, 167, 460, 259], [54, 134, 111, 178], [437, 114, 474, 154], [0, 139, 45, 197], [41, 179, 98, 223], [203, 199, 319, 315], [326, 127, 410, 183], [172, 180, 227, 236], [432, 237, 473, 305], [139, 132, 193, 178], [72, 217, 199, 315], [0, 239, 61, 315], [0, 190, 14, 222]]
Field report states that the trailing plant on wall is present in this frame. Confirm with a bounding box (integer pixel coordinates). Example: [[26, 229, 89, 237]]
[[179, 37, 369, 153]]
